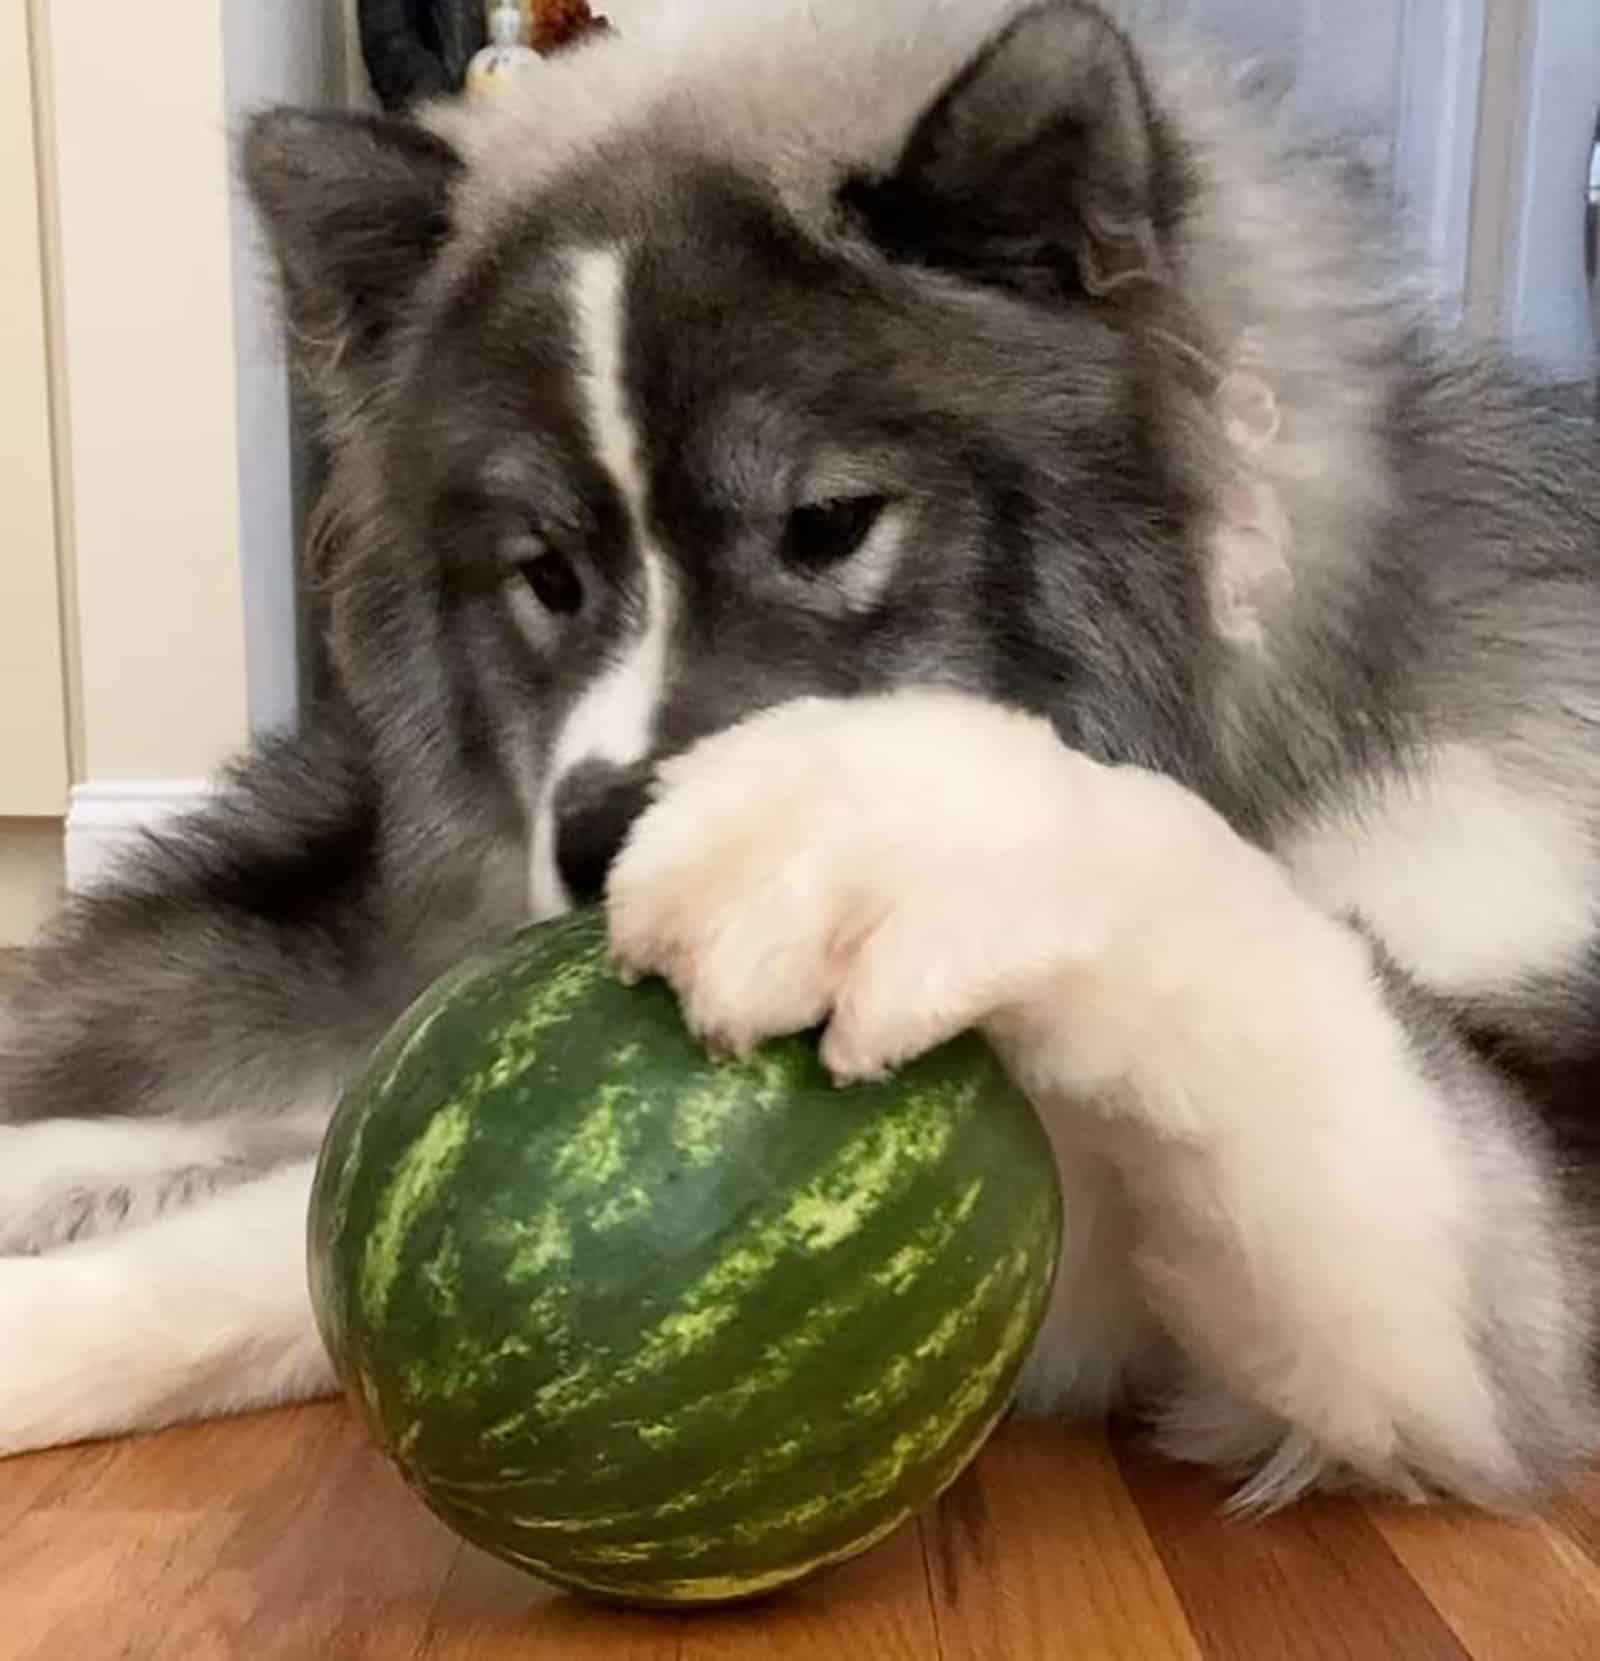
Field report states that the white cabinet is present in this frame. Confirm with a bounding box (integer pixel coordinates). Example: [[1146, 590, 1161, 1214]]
[[0, 1, 69, 816]]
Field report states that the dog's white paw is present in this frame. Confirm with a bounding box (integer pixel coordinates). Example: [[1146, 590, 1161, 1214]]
[[607, 690, 1119, 1079]]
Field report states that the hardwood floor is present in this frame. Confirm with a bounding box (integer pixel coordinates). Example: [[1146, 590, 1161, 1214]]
[[5, 1406, 1599, 1660]]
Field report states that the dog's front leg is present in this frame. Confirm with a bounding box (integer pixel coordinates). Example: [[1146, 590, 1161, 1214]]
[[610, 690, 1594, 1505], [979, 800, 1561, 1507], [0, 1161, 333, 1457]]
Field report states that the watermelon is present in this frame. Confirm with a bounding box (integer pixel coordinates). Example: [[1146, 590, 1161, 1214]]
[[309, 908, 1062, 1607]]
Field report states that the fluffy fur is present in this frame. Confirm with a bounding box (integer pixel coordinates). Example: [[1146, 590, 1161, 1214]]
[[2, 0, 1599, 1510]]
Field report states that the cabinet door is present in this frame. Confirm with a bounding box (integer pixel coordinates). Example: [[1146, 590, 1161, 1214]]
[[0, 3, 70, 814]]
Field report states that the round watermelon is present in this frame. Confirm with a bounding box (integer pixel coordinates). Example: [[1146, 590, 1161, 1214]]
[[309, 909, 1062, 1607]]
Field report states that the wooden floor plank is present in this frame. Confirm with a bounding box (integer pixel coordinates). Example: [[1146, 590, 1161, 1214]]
[[3, 1427, 259, 1661], [0, 1439, 114, 1535], [924, 1423, 1201, 1661], [0, 1406, 463, 1661], [5, 1504, 239, 1661], [1373, 1500, 1600, 1660], [1550, 1463, 1600, 1573], [39, 1405, 339, 1514], [1116, 1442, 1472, 1661], [196, 1409, 465, 1661]]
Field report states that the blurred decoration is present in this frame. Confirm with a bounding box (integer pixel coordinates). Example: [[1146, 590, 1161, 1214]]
[[359, 0, 611, 112], [465, 2, 539, 98], [359, 1, 486, 111], [525, 0, 612, 55]]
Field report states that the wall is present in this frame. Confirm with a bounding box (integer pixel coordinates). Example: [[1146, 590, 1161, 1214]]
[[0, 0, 70, 820]]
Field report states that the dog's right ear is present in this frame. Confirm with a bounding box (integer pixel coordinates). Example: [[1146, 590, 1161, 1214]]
[[244, 110, 463, 415], [840, 1, 1182, 305]]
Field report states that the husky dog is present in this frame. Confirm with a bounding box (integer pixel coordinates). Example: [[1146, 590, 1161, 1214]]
[[3, 0, 1599, 1510]]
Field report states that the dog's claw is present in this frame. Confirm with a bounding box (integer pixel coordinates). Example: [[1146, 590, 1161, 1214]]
[[826, 1055, 890, 1088], [693, 1023, 740, 1065], [826, 1037, 898, 1086]]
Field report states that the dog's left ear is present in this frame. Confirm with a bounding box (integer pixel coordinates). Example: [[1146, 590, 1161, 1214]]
[[842, 1, 1182, 303], [243, 109, 463, 421]]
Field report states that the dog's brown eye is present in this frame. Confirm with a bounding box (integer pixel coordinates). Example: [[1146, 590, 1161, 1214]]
[[781, 495, 888, 574], [519, 551, 583, 615]]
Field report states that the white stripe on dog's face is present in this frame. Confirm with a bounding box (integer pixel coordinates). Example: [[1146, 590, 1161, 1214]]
[[528, 248, 675, 920], [573, 247, 648, 521]]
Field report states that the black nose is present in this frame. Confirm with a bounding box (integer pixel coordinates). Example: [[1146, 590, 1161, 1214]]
[[553, 761, 657, 904]]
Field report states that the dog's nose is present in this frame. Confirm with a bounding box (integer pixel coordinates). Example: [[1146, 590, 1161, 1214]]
[[553, 760, 657, 904]]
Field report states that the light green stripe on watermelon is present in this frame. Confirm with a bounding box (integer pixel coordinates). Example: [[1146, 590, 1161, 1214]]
[[351, 942, 617, 1325], [670, 1052, 793, 1166], [480, 950, 609, 1084], [777, 1087, 964, 1253], [558, 1266, 1043, 1572], [590, 1183, 653, 1232], [707, 1274, 1044, 1551], [315, 989, 455, 1256], [537, 1302, 1037, 1583], [628, 1176, 988, 1452], [421, 1229, 463, 1318], [632, 1092, 961, 1351], [492, 1500, 915, 1605], [548, 1080, 639, 1188], [497, 1227, 1046, 1538], [519, 1086, 966, 1428], [492, 1206, 572, 1283], [424, 1170, 1001, 1495], [360, 1100, 472, 1319], [871, 1176, 983, 1293], [403, 1331, 536, 1406]]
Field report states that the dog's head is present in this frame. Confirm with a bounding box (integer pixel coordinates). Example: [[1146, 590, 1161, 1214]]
[[246, 0, 1374, 917]]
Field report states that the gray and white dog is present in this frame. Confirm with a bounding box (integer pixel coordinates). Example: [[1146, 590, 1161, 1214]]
[[4, 0, 1599, 1510]]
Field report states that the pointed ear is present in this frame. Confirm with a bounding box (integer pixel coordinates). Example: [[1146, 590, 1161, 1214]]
[[841, 1, 1183, 303], [243, 110, 463, 413]]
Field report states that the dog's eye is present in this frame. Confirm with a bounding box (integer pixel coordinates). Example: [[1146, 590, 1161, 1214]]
[[781, 495, 888, 574], [518, 551, 584, 615]]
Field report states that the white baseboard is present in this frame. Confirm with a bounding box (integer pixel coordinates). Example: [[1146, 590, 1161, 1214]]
[[65, 781, 217, 892]]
